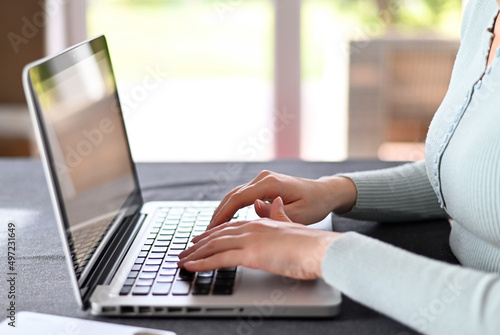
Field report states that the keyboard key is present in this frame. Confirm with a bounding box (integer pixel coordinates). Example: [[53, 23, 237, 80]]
[[161, 229, 176, 235], [124, 278, 135, 286], [157, 275, 175, 283], [136, 279, 154, 286], [216, 271, 236, 279], [170, 243, 187, 250], [172, 281, 191, 295], [144, 238, 155, 245], [148, 253, 165, 259], [146, 258, 162, 266], [192, 284, 211, 295], [163, 261, 178, 269], [165, 256, 180, 262], [132, 286, 151, 295], [134, 257, 145, 265], [120, 285, 132, 295], [214, 276, 235, 284], [138, 251, 148, 258], [139, 272, 157, 280], [131, 264, 142, 271], [152, 246, 168, 253], [160, 268, 177, 276], [154, 241, 170, 247], [127, 271, 139, 279], [168, 249, 183, 256], [195, 276, 213, 285], [173, 237, 188, 244], [152, 283, 172, 295], [174, 232, 190, 238], [197, 271, 214, 278], [213, 284, 233, 295], [143, 265, 160, 272], [178, 269, 195, 281]]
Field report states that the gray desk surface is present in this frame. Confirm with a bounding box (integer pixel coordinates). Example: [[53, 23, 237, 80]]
[[0, 159, 458, 335]]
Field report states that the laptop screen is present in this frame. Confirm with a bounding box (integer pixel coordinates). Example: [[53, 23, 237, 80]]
[[27, 36, 141, 281]]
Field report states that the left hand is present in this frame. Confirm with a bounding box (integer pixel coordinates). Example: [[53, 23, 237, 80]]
[[178, 197, 341, 280]]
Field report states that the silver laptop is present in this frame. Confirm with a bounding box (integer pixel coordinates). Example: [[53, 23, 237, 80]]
[[22, 35, 341, 317]]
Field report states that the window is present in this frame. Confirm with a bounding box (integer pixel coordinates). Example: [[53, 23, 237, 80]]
[[86, 0, 463, 162], [87, 0, 274, 161]]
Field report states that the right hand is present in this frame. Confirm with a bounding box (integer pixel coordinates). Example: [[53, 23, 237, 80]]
[[208, 170, 357, 229]]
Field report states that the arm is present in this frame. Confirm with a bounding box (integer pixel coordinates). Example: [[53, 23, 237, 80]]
[[338, 161, 448, 222], [209, 161, 446, 229], [323, 232, 500, 335]]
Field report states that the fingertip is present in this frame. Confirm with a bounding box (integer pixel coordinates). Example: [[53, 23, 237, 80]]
[[274, 196, 284, 208], [254, 199, 264, 211], [183, 260, 200, 272], [254, 199, 271, 218]]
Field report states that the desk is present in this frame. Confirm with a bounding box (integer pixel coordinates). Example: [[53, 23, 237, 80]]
[[0, 159, 458, 335]]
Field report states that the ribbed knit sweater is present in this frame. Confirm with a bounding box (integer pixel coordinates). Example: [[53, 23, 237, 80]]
[[322, 1, 500, 334]]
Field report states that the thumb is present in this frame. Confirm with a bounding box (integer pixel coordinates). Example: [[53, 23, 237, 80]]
[[269, 196, 292, 222]]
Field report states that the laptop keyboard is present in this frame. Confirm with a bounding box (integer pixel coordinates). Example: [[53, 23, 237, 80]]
[[119, 206, 248, 297]]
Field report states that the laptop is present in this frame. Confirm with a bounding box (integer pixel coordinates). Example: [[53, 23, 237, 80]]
[[22, 35, 341, 317]]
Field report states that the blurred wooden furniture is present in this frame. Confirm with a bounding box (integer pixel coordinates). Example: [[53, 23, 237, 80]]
[[0, 1, 46, 156], [0, 104, 36, 156], [347, 37, 460, 159]]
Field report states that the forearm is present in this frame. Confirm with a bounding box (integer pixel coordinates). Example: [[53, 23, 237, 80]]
[[334, 161, 447, 222], [322, 233, 500, 335]]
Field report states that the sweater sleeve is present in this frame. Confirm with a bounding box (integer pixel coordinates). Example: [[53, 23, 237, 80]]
[[322, 232, 500, 335], [337, 161, 448, 222]]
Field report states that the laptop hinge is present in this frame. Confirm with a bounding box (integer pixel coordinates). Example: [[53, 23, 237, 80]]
[[80, 213, 147, 309]]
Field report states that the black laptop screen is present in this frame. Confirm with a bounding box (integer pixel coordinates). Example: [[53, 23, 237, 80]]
[[28, 37, 141, 279]]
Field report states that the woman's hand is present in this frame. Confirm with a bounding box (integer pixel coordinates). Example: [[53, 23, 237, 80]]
[[178, 197, 342, 280], [208, 170, 357, 229]]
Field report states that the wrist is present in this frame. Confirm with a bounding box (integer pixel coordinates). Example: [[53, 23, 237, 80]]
[[318, 176, 357, 215], [315, 231, 342, 279]]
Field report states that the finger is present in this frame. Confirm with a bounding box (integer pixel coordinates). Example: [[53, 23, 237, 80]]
[[191, 220, 249, 244], [181, 249, 246, 272], [178, 234, 247, 266], [183, 220, 280, 260], [269, 196, 292, 222], [181, 222, 250, 260], [210, 170, 280, 228], [208, 181, 281, 229], [211, 184, 245, 226], [254, 199, 271, 218]]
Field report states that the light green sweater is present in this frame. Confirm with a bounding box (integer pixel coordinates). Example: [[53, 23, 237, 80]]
[[322, 1, 500, 334]]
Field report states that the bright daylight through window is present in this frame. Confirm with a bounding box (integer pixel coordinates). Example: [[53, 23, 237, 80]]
[[87, 0, 462, 162]]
